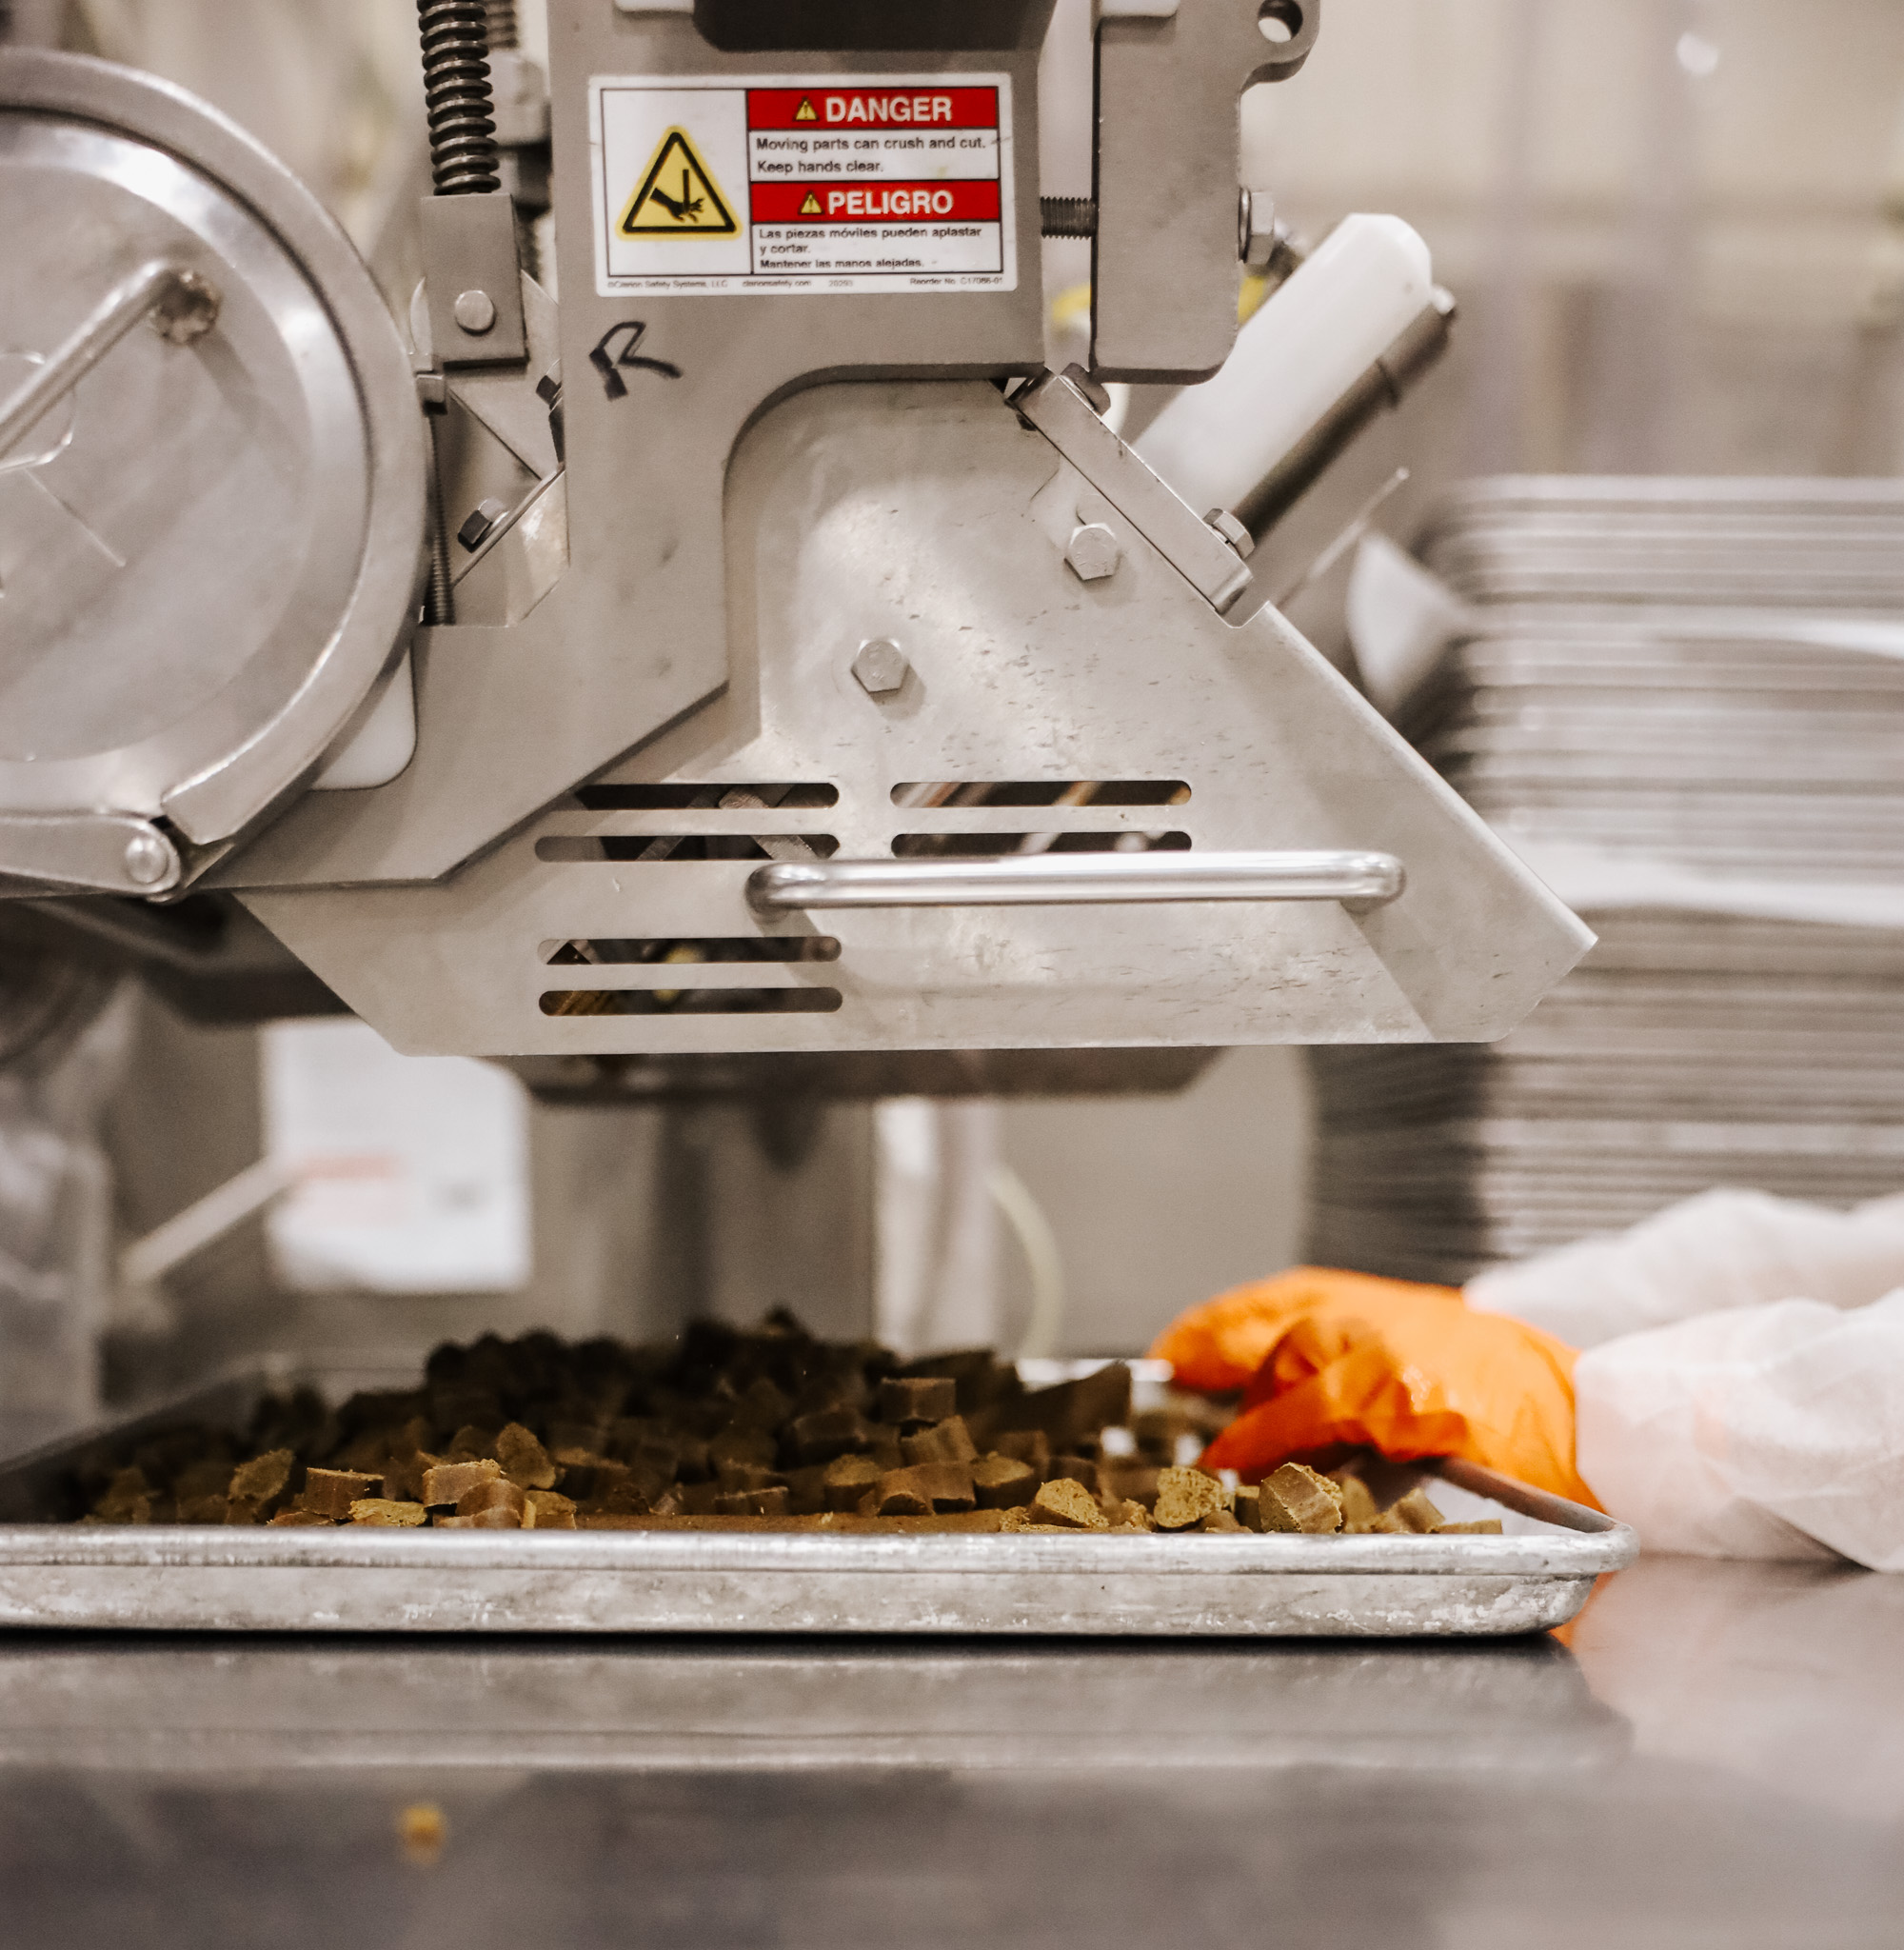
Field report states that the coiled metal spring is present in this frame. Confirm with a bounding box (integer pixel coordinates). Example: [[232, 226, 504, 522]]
[[418, 0, 500, 196], [483, 0, 518, 52]]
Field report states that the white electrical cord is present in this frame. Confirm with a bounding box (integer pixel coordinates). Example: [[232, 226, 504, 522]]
[[989, 1163, 1066, 1361]]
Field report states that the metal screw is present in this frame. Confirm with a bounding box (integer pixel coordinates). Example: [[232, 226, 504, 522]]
[[852, 639, 911, 697], [1203, 507, 1256, 559], [122, 829, 174, 888], [453, 289, 498, 334], [147, 269, 222, 347], [1065, 523, 1121, 583]]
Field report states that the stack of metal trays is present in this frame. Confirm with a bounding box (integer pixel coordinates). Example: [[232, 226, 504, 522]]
[[1309, 479, 1904, 1285]]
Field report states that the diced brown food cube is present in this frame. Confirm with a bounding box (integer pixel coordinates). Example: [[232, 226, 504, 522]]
[[823, 1453, 883, 1513], [900, 1416, 979, 1468], [1332, 1474, 1383, 1533], [524, 1489, 578, 1529], [456, 1482, 526, 1528], [595, 1483, 654, 1518], [383, 1449, 441, 1503], [1391, 1487, 1447, 1533], [1132, 1405, 1209, 1460], [997, 1506, 1066, 1532], [429, 1383, 502, 1437], [1102, 1462, 1160, 1508], [545, 1419, 609, 1458], [991, 1428, 1050, 1473], [1027, 1479, 1109, 1531], [421, 1457, 502, 1507], [175, 1494, 230, 1524], [228, 1449, 294, 1505], [871, 1462, 976, 1516], [783, 1405, 870, 1465], [348, 1499, 427, 1527], [225, 1497, 266, 1526], [1048, 1454, 1100, 1495], [1234, 1484, 1263, 1532], [300, 1468, 384, 1520], [1198, 1508, 1244, 1533], [431, 1514, 476, 1528], [333, 1430, 392, 1477], [1368, 1510, 1410, 1533], [173, 1457, 236, 1503], [1108, 1499, 1155, 1531], [446, 1423, 500, 1462], [783, 1465, 830, 1516], [971, 1453, 1037, 1510], [875, 1376, 957, 1426], [1432, 1519, 1504, 1535], [709, 1425, 778, 1473], [974, 1362, 1130, 1454], [495, 1423, 557, 1490], [268, 1509, 335, 1526], [730, 1375, 794, 1432], [715, 1486, 793, 1517], [1259, 1462, 1344, 1535], [715, 1462, 784, 1495], [1150, 1465, 1230, 1532]]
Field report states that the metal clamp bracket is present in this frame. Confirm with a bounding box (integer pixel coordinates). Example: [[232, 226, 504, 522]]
[[0, 258, 220, 463], [746, 850, 1405, 917], [1015, 369, 1257, 615], [0, 813, 183, 898]]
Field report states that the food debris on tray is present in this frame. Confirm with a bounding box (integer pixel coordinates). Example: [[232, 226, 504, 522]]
[[52, 1313, 1497, 1537]]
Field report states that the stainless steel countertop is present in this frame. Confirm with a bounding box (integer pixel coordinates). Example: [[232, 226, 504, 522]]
[[0, 1554, 1896, 1946]]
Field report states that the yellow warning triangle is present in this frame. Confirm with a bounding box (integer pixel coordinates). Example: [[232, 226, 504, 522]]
[[794, 98, 818, 122], [799, 191, 823, 215], [618, 127, 739, 237]]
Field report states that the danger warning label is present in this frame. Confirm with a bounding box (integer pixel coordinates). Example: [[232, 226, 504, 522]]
[[618, 128, 738, 236], [590, 72, 1015, 295]]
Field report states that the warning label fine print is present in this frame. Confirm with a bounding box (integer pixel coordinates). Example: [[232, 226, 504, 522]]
[[590, 72, 1016, 295]]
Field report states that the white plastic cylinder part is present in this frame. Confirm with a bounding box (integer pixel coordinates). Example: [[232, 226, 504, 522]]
[[1133, 212, 1437, 523]]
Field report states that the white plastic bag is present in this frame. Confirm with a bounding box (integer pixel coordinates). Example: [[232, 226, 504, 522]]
[[1468, 1186, 1904, 1349], [1575, 1293, 1904, 1569]]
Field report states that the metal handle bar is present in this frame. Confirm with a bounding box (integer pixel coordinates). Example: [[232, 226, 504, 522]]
[[746, 850, 1406, 916], [0, 259, 222, 464]]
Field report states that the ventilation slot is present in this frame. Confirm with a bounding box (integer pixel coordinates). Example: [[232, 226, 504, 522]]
[[541, 988, 843, 1017], [537, 835, 840, 863], [892, 832, 1192, 859], [575, 783, 839, 810], [891, 781, 1190, 807], [541, 938, 841, 965]]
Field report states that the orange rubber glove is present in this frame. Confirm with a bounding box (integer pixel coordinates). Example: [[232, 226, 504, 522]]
[[1149, 1267, 1597, 1508]]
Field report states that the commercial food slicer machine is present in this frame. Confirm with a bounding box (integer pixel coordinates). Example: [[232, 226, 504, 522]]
[[0, 0, 1637, 1642], [0, 0, 1587, 1098]]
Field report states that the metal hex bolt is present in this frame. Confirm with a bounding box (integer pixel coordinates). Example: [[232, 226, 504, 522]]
[[1065, 522, 1121, 583], [453, 289, 498, 335], [122, 829, 175, 888], [852, 639, 911, 698]]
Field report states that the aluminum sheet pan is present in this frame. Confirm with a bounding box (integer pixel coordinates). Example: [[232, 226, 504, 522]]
[[0, 1366, 1633, 1639]]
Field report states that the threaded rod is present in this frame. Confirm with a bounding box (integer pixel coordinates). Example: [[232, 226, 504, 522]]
[[1041, 196, 1097, 239], [483, 0, 519, 51]]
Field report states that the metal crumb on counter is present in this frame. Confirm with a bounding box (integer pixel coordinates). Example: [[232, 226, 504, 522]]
[[49, 1312, 1499, 1538]]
